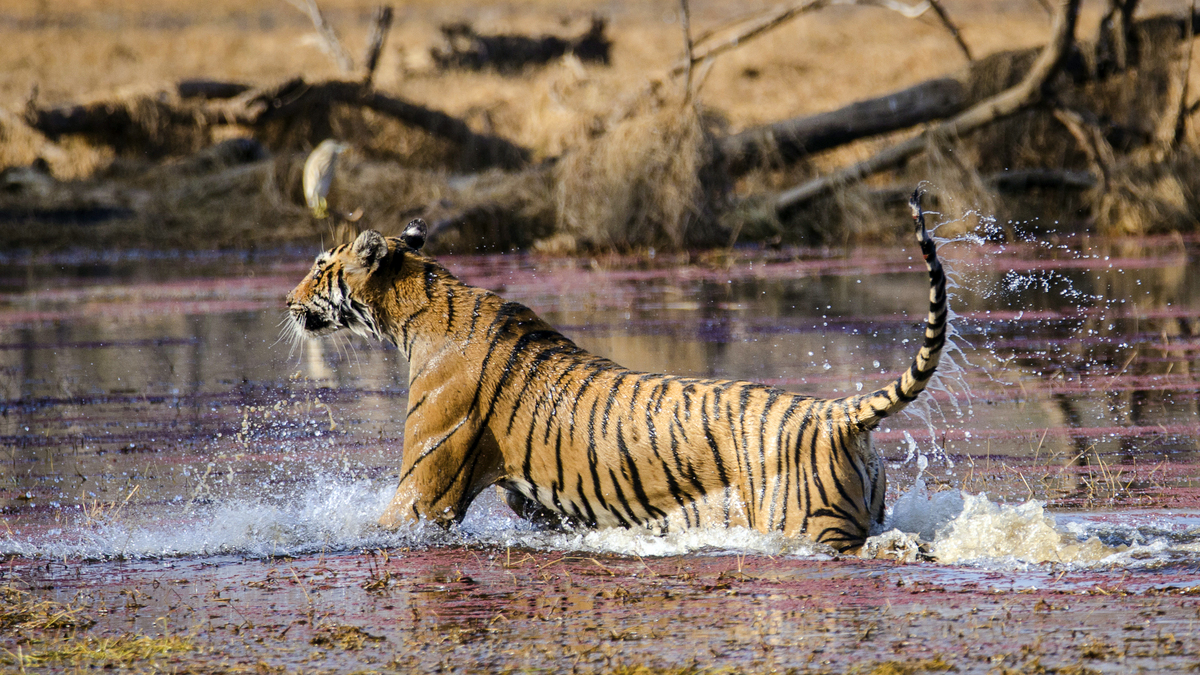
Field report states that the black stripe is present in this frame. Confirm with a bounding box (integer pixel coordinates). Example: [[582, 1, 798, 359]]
[[607, 467, 641, 527], [540, 361, 585, 444], [601, 373, 627, 438], [395, 413, 472, 484], [826, 403, 862, 511], [700, 393, 731, 489], [616, 421, 668, 521], [507, 342, 572, 434], [790, 403, 819, 533], [465, 295, 485, 343], [406, 393, 428, 417], [566, 362, 607, 443], [756, 389, 781, 512], [807, 401, 833, 508], [668, 420, 705, 500], [812, 502, 860, 522], [732, 384, 755, 527], [814, 527, 865, 550], [422, 262, 438, 301], [586, 398, 622, 525], [553, 426, 565, 499], [575, 475, 599, 528], [398, 306, 430, 356], [336, 267, 349, 300]]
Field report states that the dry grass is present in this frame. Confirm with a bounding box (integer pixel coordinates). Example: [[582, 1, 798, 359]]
[[4, 0, 1200, 250], [12, 633, 195, 667], [309, 623, 385, 650], [553, 98, 724, 251], [858, 657, 957, 675], [0, 586, 95, 632]]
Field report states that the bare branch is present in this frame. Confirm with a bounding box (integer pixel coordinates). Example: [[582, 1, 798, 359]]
[[1173, 0, 1196, 147], [720, 77, 967, 175], [927, 0, 973, 60], [670, 0, 934, 78], [362, 5, 395, 87], [775, 0, 1080, 213], [1052, 108, 1113, 190], [859, 0, 931, 19], [669, 0, 829, 77], [285, 0, 354, 72], [680, 0, 696, 104]]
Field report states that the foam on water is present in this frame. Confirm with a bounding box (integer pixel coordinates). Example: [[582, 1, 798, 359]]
[[868, 481, 1200, 568], [4, 475, 1197, 568], [0, 479, 819, 561]]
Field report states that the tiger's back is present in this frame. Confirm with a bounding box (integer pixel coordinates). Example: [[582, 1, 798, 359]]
[[498, 362, 885, 549], [285, 193, 946, 553]]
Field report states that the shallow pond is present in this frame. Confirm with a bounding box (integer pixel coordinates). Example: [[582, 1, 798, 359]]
[[2, 231, 1199, 672]]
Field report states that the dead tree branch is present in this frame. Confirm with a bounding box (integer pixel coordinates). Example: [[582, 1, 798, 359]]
[[719, 77, 967, 174], [1097, 0, 1140, 74], [669, 0, 828, 78], [987, 167, 1096, 192], [286, 0, 354, 72], [1052, 107, 1114, 190], [927, 0, 972, 60], [245, 79, 530, 168], [1173, 0, 1196, 147], [775, 0, 1080, 214], [177, 80, 253, 100], [671, 0, 933, 78], [680, 0, 696, 103], [362, 5, 395, 87], [26, 78, 531, 170]]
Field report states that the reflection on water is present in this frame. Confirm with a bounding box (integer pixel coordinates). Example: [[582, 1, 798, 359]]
[[0, 235, 1199, 563]]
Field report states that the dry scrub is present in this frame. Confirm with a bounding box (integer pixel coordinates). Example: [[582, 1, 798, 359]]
[[553, 100, 725, 251], [4, 1, 1200, 250]]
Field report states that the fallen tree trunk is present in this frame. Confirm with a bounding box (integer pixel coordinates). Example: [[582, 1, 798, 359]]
[[26, 78, 531, 170], [242, 79, 530, 168], [865, 167, 1096, 204], [719, 77, 967, 175], [177, 79, 253, 100], [775, 0, 1081, 213], [727, 9, 1200, 178]]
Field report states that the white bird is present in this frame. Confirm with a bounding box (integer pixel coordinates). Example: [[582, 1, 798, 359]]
[[303, 139, 349, 219]]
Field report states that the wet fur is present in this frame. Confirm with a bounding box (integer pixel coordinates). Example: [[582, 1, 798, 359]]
[[285, 198, 946, 553]]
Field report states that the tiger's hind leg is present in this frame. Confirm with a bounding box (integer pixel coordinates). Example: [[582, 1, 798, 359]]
[[502, 487, 577, 530]]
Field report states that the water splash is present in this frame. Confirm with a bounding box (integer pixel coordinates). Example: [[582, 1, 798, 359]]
[[868, 481, 1200, 568], [5, 473, 1197, 569], [1, 479, 820, 561]]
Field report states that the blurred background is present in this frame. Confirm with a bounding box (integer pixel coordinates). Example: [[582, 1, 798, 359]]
[[2, 0, 1197, 253]]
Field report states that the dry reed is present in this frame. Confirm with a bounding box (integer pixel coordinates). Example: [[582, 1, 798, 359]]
[[554, 100, 725, 251]]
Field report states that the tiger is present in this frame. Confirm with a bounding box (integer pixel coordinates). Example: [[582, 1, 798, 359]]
[[284, 191, 946, 554]]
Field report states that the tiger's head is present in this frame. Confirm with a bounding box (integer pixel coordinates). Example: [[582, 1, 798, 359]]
[[285, 219, 428, 344]]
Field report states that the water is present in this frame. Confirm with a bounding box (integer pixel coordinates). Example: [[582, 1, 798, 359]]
[[2, 234, 1200, 672], [2, 236, 1199, 561]]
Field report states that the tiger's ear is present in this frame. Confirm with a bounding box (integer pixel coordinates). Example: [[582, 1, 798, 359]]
[[401, 218, 427, 250], [352, 229, 389, 271]]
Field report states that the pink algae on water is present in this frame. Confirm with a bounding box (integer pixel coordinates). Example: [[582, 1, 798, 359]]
[[1, 235, 1200, 672]]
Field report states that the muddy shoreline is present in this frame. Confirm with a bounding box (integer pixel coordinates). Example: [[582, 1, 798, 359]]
[[4, 548, 1200, 673]]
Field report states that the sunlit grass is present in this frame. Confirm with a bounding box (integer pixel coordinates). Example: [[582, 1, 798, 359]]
[[12, 634, 195, 667], [0, 586, 95, 632]]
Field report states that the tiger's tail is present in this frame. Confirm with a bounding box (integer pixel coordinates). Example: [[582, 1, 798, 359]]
[[848, 190, 947, 430]]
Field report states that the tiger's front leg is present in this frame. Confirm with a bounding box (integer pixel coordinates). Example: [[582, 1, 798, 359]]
[[378, 393, 505, 529]]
